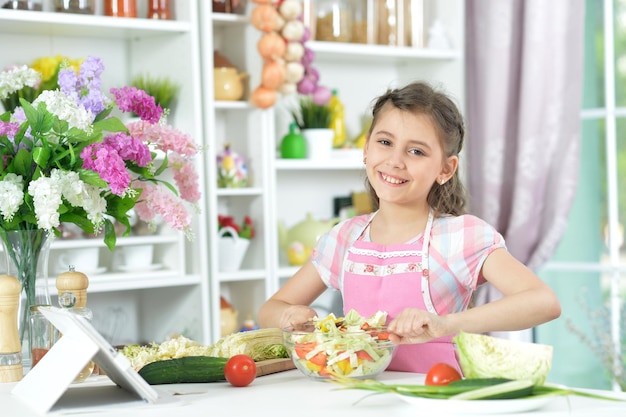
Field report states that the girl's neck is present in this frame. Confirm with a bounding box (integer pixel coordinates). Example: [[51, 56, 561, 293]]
[[370, 204, 431, 245]]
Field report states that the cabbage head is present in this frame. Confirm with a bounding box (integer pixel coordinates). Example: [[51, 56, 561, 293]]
[[453, 330, 553, 385]]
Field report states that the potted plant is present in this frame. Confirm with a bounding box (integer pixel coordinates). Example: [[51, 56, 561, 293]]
[[290, 96, 333, 160], [130, 73, 181, 114]]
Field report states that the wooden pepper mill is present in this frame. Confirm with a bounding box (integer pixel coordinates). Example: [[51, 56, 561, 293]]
[[56, 266, 89, 308], [0, 274, 23, 383], [55, 266, 96, 381]]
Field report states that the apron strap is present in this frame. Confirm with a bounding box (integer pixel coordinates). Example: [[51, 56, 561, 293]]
[[421, 210, 437, 314]]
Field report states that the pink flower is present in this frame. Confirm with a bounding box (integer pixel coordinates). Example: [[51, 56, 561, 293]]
[[103, 132, 151, 167], [80, 143, 131, 196], [109, 86, 163, 123], [171, 155, 200, 203], [127, 120, 198, 157], [0, 121, 20, 137], [133, 182, 192, 231]]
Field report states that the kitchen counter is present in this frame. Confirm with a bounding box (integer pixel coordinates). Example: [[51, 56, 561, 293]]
[[1, 370, 625, 416]]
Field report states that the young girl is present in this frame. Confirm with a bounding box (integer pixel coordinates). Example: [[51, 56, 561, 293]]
[[258, 81, 561, 373]]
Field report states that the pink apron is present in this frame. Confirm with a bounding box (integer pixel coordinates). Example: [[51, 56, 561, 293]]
[[342, 210, 461, 374]]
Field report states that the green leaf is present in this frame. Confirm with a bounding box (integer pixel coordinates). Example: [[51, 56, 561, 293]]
[[32, 146, 51, 168], [13, 148, 34, 177], [94, 116, 127, 133], [103, 218, 117, 251]]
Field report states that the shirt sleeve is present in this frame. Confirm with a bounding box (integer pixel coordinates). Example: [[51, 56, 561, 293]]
[[311, 214, 371, 290]]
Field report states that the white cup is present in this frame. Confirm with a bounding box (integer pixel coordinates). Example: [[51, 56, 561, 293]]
[[121, 244, 154, 270], [57, 247, 100, 274]]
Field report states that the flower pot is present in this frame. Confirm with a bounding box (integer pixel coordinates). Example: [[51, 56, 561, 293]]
[[302, 128, 334, 160], [217, 227, 250, 272]]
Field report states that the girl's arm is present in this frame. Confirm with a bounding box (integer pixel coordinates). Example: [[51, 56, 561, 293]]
[[388, 248, 561, 343], [258, 260, 328, 329]]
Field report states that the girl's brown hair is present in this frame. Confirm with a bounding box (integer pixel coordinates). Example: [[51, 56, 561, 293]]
[[365, 81, 468, 216]]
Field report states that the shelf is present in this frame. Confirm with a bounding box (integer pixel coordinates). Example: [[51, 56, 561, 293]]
[[214, 101, 253, 110], [307, 41, 461, 63], [275, 158, 363, 170], [0, 9, 191, 38], [217, 187, 264, 197], [50, 234, 181, 250], [48, 271, 201, 293], [217, 268, 268, 282], [211, 12, 248, 27]]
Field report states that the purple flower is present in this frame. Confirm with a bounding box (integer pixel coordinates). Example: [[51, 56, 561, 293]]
[[0, 121, 20, 138], [58, 56, 108, 119]]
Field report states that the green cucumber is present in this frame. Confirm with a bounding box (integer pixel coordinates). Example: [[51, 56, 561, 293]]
[[138, 356, 229, 385], [449, 379, 535, 400]]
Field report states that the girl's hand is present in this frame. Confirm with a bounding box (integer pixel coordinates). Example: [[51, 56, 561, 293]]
[[279, 305, 318, 329], [387, 308, 449, 344]]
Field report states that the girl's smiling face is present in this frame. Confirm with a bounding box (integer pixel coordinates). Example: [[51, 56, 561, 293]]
[[363, 106, 457, 210]]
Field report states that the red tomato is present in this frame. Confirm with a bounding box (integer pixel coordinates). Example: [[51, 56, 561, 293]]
[[295, 342, 316, 359], [224, 354, 257, 387], [308, 351, 328, 366], [424, 363, 462, 386], [356, 350, 373, 361]]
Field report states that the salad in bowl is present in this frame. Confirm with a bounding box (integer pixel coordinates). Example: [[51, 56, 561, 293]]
[[282, 310, 396, 380]]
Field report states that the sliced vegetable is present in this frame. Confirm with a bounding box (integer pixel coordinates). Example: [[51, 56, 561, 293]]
[[454, 330, 553, 385], [425, 363, 462, 386]]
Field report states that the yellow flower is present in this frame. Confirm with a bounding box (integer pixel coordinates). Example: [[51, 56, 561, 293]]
[[30, 55, 82, 82]]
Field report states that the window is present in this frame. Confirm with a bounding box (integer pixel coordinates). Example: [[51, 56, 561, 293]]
[[537, 0, 625, 391]]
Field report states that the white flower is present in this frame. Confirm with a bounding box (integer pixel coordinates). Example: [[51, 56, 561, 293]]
[[53, 170, 107, 229], [0, 173, 24, 222], [27, 175, 62, 231], [32, 90, 93, 133], [0, 65, 41, 100]]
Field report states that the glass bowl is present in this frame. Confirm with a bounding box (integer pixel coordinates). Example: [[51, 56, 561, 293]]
[[282, 323, 396, 380]]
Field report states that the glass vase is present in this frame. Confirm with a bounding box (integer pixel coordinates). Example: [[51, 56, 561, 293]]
[[0, 229, 52, 366]]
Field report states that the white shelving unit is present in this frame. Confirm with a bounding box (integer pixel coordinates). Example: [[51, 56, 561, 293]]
[[0, 3, 208, 346]]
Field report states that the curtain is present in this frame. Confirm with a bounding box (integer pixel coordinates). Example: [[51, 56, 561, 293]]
[[465, 0, 585, 340]]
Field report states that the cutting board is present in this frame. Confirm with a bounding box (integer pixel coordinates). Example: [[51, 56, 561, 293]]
[[255, 358, 295, 377]]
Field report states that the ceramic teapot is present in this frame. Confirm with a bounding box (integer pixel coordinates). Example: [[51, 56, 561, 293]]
[[214, 67, 247, 101], [278, 213, 337, 266]]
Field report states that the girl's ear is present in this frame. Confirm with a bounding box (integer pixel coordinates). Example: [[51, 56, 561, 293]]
[[440, 155, 459, 181]]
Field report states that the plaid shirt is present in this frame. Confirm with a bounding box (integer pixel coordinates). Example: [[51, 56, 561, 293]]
[[311, 212, 506, 314]]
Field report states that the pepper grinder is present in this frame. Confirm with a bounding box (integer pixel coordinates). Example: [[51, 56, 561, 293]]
[[56, 266, 89, 308], [0, 274, 23, 383], [56, 266, 95, 382]]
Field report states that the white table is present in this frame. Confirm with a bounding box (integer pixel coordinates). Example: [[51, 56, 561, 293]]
[[1, 370, 625, 416]]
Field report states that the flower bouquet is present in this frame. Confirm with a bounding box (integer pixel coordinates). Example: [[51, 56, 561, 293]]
[[0, 55, 201, 345]]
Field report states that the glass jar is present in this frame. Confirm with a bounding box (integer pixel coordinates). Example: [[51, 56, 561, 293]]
[[351, 0, 374, 44], [315, 0, 352, 43], [105, 0, 137, 17], [28, 305, 58, 369], [148, 0, 172, 19], [1, 0, 42, 10], [55, 0, 95, 14]]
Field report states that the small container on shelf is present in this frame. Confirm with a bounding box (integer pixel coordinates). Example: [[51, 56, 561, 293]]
[[315, 0, 352, 42], [54, 0, 95, 14], [1, 0, 42, 10], [148, 0, 172, 20], [351, 0, 375, 44], [29, 305, 58, 369], [105, 0, 137, 18]]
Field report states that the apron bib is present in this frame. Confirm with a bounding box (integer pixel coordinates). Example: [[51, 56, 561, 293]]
[[342, 211, 461, 374]]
